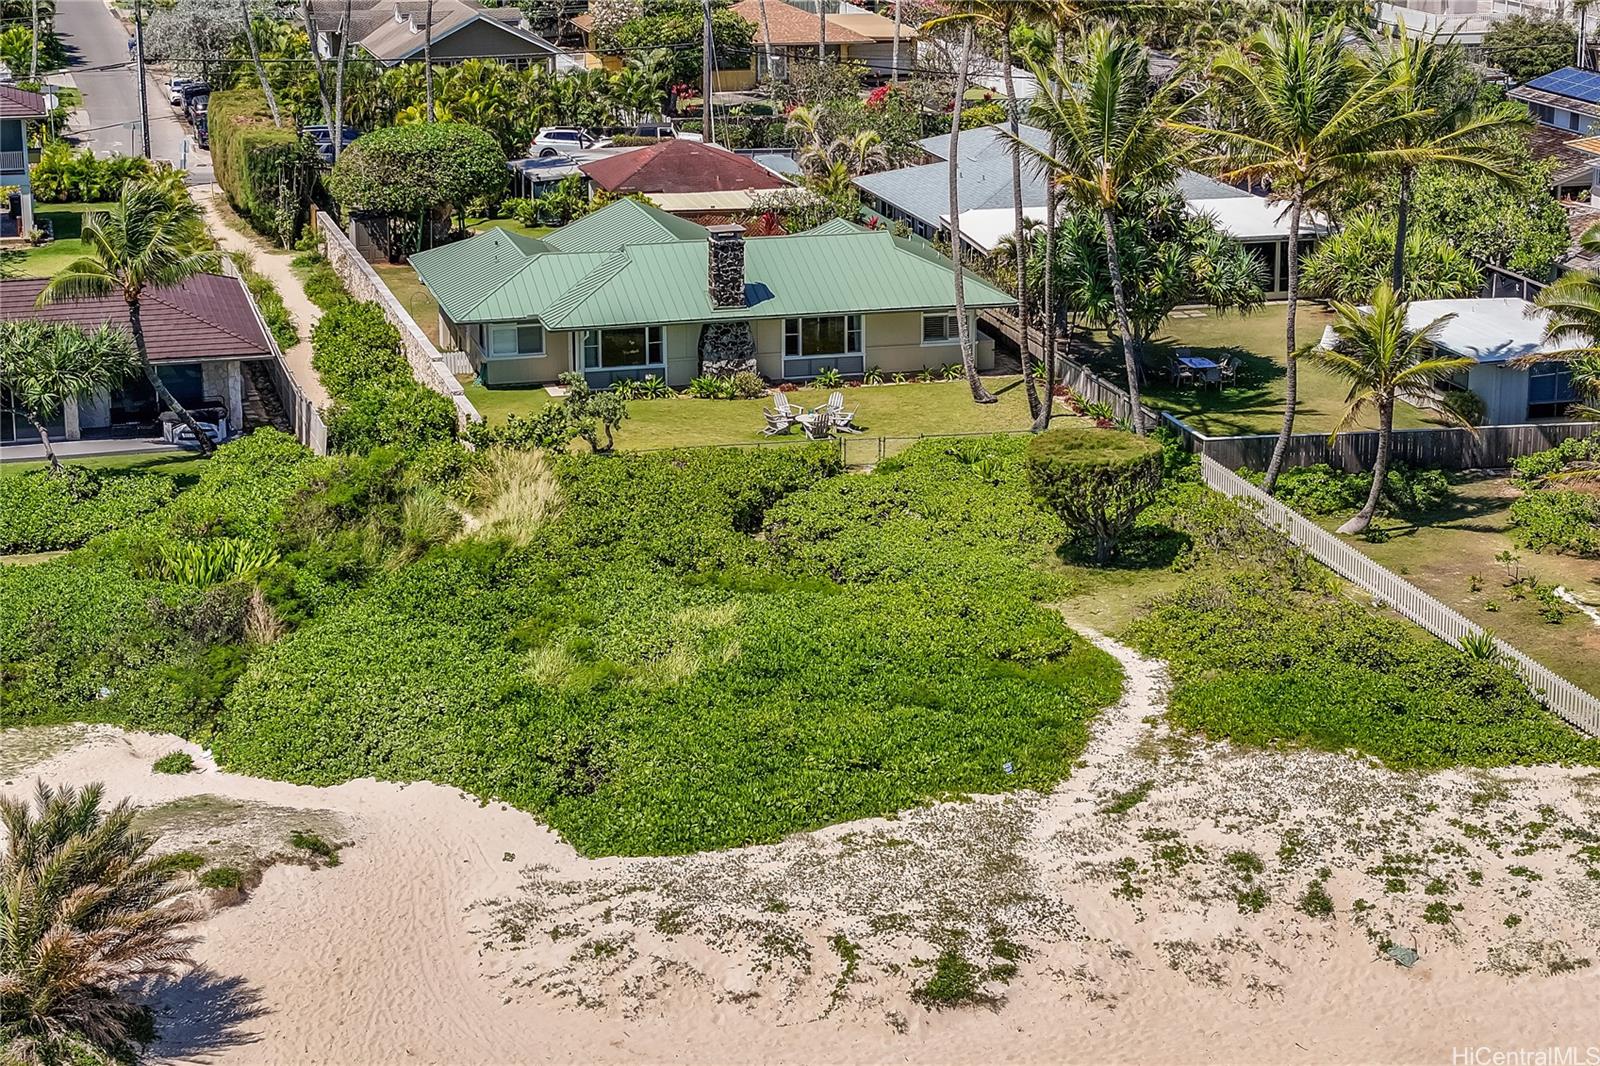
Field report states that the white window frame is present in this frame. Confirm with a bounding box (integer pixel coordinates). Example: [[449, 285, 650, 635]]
[[580, 326, 665, 371], [783, 315, 864, 362], [921, 312, 961, 346], [487, 322, 545, 359]]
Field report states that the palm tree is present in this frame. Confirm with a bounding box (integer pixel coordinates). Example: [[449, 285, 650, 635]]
[[1364, 21, 1527, 292], [240, 0, 282, 126], [785, 103, 829, 173], [0, 782, 203, 1065], [1179, 9, 1405, 487], [1531, 222, 1600, 419], [1015, 27, 1191, 433], [935, 14, 995, 403], [828, 129, 888, 174], [929, 0, 1054, 421], [37, 181, 223, 455], [0, 323, 138, 473], [1305, 282, 1473, 534]]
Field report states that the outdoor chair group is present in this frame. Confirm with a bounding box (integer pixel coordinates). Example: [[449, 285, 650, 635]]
[[763, 391, 861, 439], [1165, 347, 1238, 390]]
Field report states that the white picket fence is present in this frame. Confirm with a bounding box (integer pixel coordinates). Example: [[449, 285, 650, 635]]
[[1200, 455, 1600, 738]]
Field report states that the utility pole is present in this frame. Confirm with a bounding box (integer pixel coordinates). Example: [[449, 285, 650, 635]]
[[891, 0, 900, 85], [702, 0, 715, 145], [133, 0, 150, 159]]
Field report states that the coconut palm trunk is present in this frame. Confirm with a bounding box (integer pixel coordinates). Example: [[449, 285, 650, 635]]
[[21, 409, 59, 472], [756, 0, 775, 92], [818, 0, 826, 60], [1035, 187, 1056, 433], [424, 0, 435, 121], [1390, 166, 1411, 293], [1098, 207, 1145, 432], [129, 296, 214, 455], [891, 0, 900, 84], [1262, 194, 1305, 490], [241, 0, 282, 126], [301, 0, 335, 133], [1000, 30, 1040, 420], [29, 0, 38, 77], [948, 22, 994, 404], [1341, 396, 1392, 534]]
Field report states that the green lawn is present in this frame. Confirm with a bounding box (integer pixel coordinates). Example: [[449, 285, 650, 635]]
[[373, 262, 441, 332], [0, 201, 115, 278], [0, 451, 209, 486], [1076, 304, 1438, 437], [465, 215, 555, 241], [466, 376, 1051, 452], [1327, 474, 1600, 700]]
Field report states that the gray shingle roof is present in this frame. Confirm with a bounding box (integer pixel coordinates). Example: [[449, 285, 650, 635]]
[[861, 123, 1250, 230]]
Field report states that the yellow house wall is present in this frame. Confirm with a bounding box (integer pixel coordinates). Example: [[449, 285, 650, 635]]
[[753, 311, 994, 379]]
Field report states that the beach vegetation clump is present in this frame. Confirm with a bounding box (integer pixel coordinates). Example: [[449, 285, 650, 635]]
[[151, 751, 196, 775]]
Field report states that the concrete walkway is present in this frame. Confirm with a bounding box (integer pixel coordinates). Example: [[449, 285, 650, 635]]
[[0, 437, 185, 463], [192, 185, 330, 408]]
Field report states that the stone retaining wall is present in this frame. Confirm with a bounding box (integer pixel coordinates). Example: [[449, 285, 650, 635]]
[[314, 210, 481, 426]]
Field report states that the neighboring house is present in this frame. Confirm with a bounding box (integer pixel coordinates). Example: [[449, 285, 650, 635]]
[[1528, 126, 1595, 200], [0, 83, 47, 240], [406, 198, 1009, 388], [580, 139, 790, 218], [1319, 297, 1581, 424], [1510, 67, 1600, 135], [0, 274, 276, 444], [575, 0, 915, 87], [307, 0, 558, 69], [859, 123, 1324, 297]]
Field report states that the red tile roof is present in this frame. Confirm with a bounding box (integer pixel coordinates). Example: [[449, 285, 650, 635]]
[[581, 140, 789, 195], [0, 274, 274, 361], [728, 0, 873, 45], [0, 83, 49, 119]]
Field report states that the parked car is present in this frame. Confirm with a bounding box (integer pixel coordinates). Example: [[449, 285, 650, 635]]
[[183, 93, 209, 125], [167, 77, 195, 105], [531, 127, 611, 157], [194, 114, 208, 149]]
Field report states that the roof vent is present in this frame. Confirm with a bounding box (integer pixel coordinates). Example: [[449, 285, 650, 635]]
[[706, 224, 745, 309]]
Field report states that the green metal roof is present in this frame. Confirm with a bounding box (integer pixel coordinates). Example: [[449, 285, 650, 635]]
[[408, 199, 1015, 329], [542, 198, 709, 252], [802, 217, 866, 236]]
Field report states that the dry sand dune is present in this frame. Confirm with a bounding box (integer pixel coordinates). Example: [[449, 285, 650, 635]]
[[5, 635, 1598, 1065]]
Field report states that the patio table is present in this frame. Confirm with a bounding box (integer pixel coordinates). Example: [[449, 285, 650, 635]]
[[1177, 355, 1218, 371]]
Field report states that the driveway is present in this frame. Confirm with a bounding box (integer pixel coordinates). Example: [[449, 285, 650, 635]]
[[52, 0, 212, 181]]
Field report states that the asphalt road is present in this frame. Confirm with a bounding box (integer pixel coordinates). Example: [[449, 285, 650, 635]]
[[53, 0, 212, 180]]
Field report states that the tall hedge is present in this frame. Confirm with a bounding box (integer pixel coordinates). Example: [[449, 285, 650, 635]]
[[210, 88, 312, 247]]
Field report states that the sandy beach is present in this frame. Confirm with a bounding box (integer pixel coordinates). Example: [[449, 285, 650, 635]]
[[5, 635, 1597, 1065]]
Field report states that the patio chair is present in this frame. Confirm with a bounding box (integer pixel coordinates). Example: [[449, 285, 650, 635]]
[[1216, 357, 1239, 388], [762, 392, 800, 436], [1172, 364, 1196, 388], [797, 406, 833, 440], [825, 391, 861, 433]]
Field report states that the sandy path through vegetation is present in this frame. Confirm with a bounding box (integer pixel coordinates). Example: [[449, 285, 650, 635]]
[[6, 634, 1599, 1065]]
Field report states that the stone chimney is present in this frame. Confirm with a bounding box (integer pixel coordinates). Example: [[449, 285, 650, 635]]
[[706, 224, 746, 309]]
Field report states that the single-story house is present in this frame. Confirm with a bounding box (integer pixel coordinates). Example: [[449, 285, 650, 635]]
[[861, 123, 1323, 296], [580, 139, 790, 218], [0, 274, 276, 444], [1511, 67, 1600, 136], [406, 198, 1009, 388], [725, 0, 914, 86], [0, 83, 48, 240], [1319, 297, 1582, 424], [308, 0, 558, 69]]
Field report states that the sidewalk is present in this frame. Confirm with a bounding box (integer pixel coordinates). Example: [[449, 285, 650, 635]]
[[0, 437, 183, 463], [192, 184, 330, 408]]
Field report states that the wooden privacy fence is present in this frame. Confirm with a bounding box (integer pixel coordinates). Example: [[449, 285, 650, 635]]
[[1200, 455, 1600, 738], [982, 308, 1161, 428], [1189, 420, 1600, 473]]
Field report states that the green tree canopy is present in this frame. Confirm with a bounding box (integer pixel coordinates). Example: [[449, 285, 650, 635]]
[[1025, 427, 1164, 564], [1482, 12, 1576, 82], [606, 0, 753, 86], [1302, 210, 1484, 302], [329, 121, 507, 218]]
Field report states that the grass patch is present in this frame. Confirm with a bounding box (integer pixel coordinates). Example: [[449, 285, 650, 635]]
[[0, 202, 117, 278], [463, 377, 1047, 454], [1099, 780, 1153, 815], [288, 830, 340, 865], [151, 751, 196, 775], [151, 850, 206, 873], [198, 865, 243, 890]]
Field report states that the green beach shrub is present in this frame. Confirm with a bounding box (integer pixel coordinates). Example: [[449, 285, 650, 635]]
[[1025, 428, 1163, 563], [1508, 490, 1600, 557], [310, 301, 456, 453], [1246, 463, 1449, 517], [198, 866, 243, 890], [151, 751, 196, 774], [0, 468, 176, 553]]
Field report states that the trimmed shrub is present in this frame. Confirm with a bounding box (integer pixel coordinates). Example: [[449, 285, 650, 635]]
[[0, 468, 176, 553], [209, 88, 314, 246], [1025, 428, 1163, 563], [328, 122, 506, 219], [310, 301, 456, 453]]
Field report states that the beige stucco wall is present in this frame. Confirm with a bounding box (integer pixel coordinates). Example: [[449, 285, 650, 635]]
[[456, 311, 997, 388]]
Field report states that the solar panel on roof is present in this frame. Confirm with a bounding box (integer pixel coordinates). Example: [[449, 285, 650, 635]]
[[1527, 67, 1600, 104]]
